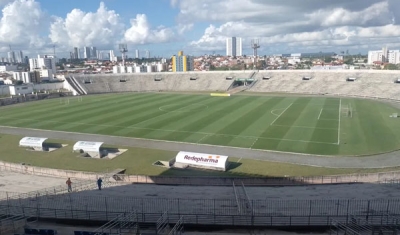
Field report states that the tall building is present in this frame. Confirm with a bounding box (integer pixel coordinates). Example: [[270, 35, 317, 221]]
[[73, 47, 79, 59], [83, 47, 91, 59], [29, 55, 56, 77], [7, 51, 16, 63], [135, 49, 140, 59], [109, 50, 117, 62], [145, 50, 150, 59], [171, 51, 194, 72], [90, 47, 97, 59], [368, 47, 400, 64], [17, 51, 23, 63], [226, 37, 242, 56]]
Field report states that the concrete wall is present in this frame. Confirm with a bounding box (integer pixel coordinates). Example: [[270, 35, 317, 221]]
[[1, 160, 399, 186]]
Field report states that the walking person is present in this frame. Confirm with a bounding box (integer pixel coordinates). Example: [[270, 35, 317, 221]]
[[97, 177, 103, 190], [66, 178, 72, 192]]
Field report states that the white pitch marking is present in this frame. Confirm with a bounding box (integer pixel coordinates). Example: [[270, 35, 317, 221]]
[[0, 116, 339, 145], [237, 157, 242, 163], [131, 99, 209, 127], [197, 134, 209, 144], [337, 98, 342, 145], [271, 124, 337, 131], [270, 103, 293, 126], [249, 138, 259, 149], [318, 108, 323, 120]]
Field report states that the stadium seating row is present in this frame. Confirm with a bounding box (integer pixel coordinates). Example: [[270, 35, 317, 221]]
[[67, 70, 400, 101]]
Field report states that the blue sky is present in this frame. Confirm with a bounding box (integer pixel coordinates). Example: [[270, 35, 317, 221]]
[[0, 0, 400, 58]]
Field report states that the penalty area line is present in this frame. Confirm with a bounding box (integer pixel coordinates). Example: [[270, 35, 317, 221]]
[[318, 108, 323, 120]]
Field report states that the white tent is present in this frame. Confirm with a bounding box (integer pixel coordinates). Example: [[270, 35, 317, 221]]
[[73, 141, 104, 158], [175, 151, 229, 171], [19, 137, 48, 151]]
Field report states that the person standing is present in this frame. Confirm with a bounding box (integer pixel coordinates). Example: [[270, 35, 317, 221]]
[[66, 178, 72, 192], [97, 178, 103, 190]]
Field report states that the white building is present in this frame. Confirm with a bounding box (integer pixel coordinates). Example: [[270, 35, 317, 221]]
[[13, 72, 30, 83], [119, 65, 126, 73], [112, 65, 119, 74], [7, 51, 16, 63], [135, 49, 139, 59], [0, 65, 18, 72], [226, 37, 242, 57], [8, 85, 33, 96], [39, 69, 53, 79], [29, 55, 56, 76], [90, 47, 97, 59], [83, 47, 91, 59], [368, 47, 400, 64], [109, 50, 117, 62], [127, 66, 134, 73]]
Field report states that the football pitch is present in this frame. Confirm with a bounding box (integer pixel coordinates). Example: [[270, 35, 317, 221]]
[[1, 92, 400, 156]]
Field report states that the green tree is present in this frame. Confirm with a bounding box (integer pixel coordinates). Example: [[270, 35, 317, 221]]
[[384, 64, 399, 70]]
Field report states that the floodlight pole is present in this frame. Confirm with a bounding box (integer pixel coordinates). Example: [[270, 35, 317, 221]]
[[251, 39, 260, 70]]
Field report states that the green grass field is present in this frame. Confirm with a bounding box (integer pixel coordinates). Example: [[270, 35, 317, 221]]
[[1, 133, 400, 177], [1, 92, 400, 155]]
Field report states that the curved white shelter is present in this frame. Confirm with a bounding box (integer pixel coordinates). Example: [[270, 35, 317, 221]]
[[19, 137, 48, 151], [73, 141, 104, 158]]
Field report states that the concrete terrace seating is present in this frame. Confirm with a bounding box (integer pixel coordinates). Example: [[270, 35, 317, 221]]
[[73, 71, 254, 93], [249, 70, 400, 100]]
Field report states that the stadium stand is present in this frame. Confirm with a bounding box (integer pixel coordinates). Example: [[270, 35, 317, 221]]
[[250, 70, 400, 100], [70, 71, 254, 94]]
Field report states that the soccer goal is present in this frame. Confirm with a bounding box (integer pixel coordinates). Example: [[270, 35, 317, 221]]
[[342, 104, 353, 118]]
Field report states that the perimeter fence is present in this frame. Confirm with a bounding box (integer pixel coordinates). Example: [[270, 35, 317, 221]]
[[1, 192, 400, 227]]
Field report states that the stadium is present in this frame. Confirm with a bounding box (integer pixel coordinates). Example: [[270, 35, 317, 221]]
[[2, 70, 400, 234]]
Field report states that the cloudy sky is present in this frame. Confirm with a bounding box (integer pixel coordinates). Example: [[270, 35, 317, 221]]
[[0, 0, 399, 58]]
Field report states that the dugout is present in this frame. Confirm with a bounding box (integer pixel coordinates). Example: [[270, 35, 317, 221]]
[[73, 141, 104, 158], [19, 137, 49, 151], [174, 151, 229, 171]]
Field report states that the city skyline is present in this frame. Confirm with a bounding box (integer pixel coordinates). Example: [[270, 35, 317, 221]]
[[0, 0, 399, 58]]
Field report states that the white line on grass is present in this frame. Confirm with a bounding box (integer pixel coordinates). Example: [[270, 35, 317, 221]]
[[319, 118, 339, 121], [197, 134, 209, 144], [337, 98, 342, 145], [271, 124, 337, 131], [237, 158, 242, 163], [130, 99, 209, 127], [0, 116, 338, 145], [270, 103, 293, 126], [318, 108, 323, 120], [249, 138, 259, 149]]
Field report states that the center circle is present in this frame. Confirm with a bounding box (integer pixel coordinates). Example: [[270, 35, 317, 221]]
[[159, 104, 208, 112]]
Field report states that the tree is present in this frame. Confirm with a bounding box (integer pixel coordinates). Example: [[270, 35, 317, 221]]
[[344, 58, 354, 65], [384, 64, 399, 70]]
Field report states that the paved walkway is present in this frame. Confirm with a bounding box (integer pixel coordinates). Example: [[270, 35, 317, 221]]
[[1, 126, 399, 168]]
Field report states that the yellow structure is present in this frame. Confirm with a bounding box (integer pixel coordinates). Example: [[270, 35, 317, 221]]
[[172, 51, 193, 72], [210, 93, 231, 97]]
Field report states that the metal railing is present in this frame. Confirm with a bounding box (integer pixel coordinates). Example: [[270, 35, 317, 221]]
[[1, 193, 400, 227]]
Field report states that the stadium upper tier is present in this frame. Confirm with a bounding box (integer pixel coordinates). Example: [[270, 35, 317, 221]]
[[69, 70, 400, 100], [72, 71, 253, 94]]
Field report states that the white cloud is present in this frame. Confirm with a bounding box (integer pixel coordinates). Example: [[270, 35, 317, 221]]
[[186, 0, 400, 53], [0, 0, 48, 51], [306, 1, 393, 27], [49, 2, 124, 49], [124, 14, 175, 44]]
